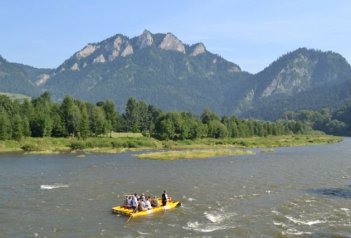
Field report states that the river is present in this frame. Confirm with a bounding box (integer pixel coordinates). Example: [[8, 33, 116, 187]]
[[1, 138, 351, 237]]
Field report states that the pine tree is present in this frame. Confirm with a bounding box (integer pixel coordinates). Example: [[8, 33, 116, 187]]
[[11, 114, 23, 140]]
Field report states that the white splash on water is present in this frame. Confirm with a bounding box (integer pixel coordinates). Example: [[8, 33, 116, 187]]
[[282, 228, 312, 236], [137, 230, 151, 236], [40, 184, 69, 190], [273, 221, 287, 228], [285, 216, 326, 226], [183, 208, 237, 233], [183, 221, 234, 233], [271, 210, 280, 215], [204, 211, 225, 223]]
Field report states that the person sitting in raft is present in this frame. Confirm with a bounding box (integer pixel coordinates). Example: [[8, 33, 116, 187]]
[[138, 198, 147, 211], [123, 195, 132, 208], [140, 193, 146, 202], [162, 190, 168, 206], [145, 196, 152, 210], [131, 194, 138, 211], [123, 196, 129, 206], [151, 196, 159, 207]]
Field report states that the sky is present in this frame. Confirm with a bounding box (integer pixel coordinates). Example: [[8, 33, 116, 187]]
[[0, 0, 350, 73]]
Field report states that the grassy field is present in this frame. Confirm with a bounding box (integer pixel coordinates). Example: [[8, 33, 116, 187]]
[[0, 133, 342, 156]]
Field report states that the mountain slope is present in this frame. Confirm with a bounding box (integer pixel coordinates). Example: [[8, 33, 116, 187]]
[[241, 48, 351, 119], [41, 30, 251, 114], [0, 55, 50, 96]]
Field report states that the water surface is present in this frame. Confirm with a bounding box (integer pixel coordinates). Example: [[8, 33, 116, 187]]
[[1, 138, 351, 237]]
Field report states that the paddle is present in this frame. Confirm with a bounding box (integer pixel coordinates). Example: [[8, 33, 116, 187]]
[[126, 215, 132, 223]]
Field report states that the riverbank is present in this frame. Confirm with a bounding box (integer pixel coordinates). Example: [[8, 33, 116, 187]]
[[0, 134, 341, 155]]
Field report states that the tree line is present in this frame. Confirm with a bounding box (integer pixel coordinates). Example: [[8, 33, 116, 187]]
[[0, 92, 311, 141]]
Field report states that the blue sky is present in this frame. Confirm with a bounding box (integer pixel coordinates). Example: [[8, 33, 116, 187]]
[[0, 0, 350, 73]]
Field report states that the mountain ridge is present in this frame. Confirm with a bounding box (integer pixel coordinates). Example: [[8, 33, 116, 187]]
[[1, 31, 351, 120]]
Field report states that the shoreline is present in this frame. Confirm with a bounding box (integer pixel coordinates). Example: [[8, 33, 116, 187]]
[[0, 134, 342, 158]]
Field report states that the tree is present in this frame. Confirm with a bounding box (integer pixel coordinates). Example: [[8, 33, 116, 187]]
[[60, 96, 82, 137], [207, 120, 228, 138], [100, 100, 118, 132], [11, 114, 23, 140], [30, 111, 52, 137], [90, 106, 107, 136], [50, 104, 66, 137], [0, 107, 11, 140], [200, 109, 219, 124], [79, 103, 90, 139], [124, 97, 140, 132], [22, 115, 31, 137], [154, 115, 175, 140]]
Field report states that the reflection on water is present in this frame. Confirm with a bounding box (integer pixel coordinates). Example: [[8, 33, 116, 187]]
[[0, 138, 351, 237]]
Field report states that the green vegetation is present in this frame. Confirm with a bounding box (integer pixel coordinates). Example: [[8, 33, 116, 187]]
[[283, 106, 351, 136], [0, 92, 342, 154], [0, 92, 312, 142]]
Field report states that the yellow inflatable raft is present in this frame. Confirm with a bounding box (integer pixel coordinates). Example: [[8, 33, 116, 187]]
[[112, 198, 181, 218]]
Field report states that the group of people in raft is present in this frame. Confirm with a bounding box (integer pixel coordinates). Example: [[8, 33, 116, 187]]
[[123, 190, 171, 212]]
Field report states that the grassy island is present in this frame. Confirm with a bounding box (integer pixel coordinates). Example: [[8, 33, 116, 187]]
[[136, 149, 255, 160]]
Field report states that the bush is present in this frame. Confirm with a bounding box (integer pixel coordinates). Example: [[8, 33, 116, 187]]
[[70, 142, 86, 150], [21, 144, 37, 152]]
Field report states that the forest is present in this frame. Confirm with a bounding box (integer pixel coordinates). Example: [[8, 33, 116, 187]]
[[0, 92, 313, 142]]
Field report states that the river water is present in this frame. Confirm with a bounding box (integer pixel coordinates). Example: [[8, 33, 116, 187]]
[[1, 138, 351, 238]]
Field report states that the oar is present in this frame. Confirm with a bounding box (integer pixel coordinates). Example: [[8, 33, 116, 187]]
[[126, 215, 133, 223]]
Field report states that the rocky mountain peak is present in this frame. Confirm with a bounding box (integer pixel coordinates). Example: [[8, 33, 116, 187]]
[[159, 33, 185, 53], [136, 29, 154, 49], [190, 43, 206, 56]]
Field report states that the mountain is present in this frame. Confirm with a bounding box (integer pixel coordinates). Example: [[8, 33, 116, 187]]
[[241, 48, 351, 119], [1, 32, 351, 120], [41, 30, 251, 114], [0, 55, 50, 96]]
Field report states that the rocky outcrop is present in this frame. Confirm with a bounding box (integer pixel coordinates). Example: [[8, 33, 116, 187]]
[[190, 43, 206, 56], [121, 43, 133, 57], [76, 44, 97, 59], [93, 54, 106, 64], [35, 73, 50, 86], [71, 63, 79, 71], [136, 30, 154, 49], [108, 36, 123, 61], [159, 33, 185, 53], [261, 54, 314, 97], [228, 65, 241, 73]]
